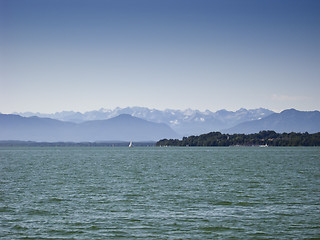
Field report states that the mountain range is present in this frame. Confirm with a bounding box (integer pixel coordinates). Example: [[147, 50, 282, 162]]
[[15, 107, 274, 136], [0, 114, 178, 142], [224, 109, 320, 134], [1, 108, 319, 142]]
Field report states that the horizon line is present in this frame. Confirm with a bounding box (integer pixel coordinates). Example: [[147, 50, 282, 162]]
[[2, 107, 320, 115]]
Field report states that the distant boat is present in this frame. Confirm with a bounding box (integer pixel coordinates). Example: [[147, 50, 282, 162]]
[[259, 144, 268, 147], [129, 141, 133, 148]]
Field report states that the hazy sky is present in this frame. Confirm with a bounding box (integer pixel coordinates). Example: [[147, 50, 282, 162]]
[[1, 0, 319, 113]]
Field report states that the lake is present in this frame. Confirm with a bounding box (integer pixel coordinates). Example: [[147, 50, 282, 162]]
[[1, 147, 319, 239]]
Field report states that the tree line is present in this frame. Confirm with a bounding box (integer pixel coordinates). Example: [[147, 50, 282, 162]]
[[156, 131, 320, 147]]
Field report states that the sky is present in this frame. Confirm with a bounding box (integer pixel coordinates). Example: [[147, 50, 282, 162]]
[[0, 0, 319, 113]]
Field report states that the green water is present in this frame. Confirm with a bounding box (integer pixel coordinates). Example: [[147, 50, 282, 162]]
[[1, 147, 319, 239]]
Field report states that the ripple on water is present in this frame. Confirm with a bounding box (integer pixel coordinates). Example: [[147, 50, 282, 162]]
[[0, 147, 319, 239]]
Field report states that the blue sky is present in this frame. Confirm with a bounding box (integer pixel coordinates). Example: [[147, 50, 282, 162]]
[[1, 0, 319, 113]]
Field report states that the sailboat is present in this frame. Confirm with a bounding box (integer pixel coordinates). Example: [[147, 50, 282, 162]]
[[129, 141, 133, 148], [259, 144, 268, 147]]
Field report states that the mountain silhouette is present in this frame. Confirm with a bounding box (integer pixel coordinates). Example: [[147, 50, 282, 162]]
[[16, 107, 274, 136], [0, 114, 178, 142], [224, 109, 320, 134]]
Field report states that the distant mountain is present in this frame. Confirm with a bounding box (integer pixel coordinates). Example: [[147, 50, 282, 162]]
[[224, 109, 320, 134], [0, 114, 178, 142], [15, 107, 274, 136]]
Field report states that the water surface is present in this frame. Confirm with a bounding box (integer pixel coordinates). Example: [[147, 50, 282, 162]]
[[1, 147, 319, 239]]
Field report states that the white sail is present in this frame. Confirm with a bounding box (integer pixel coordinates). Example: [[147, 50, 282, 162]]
[[129, 141, 133, 147]]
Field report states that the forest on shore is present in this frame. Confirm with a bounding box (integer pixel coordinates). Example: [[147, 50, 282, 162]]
[[156, 131, 320, 147]]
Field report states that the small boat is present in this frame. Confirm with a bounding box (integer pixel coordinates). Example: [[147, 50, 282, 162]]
[[259, 144, 268, 147], [129, 141, 133, 148]]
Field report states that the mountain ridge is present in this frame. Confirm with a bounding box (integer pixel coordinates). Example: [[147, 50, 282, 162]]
[[224, 109, 320, 134], [2, 108, 319, 142], [0, 113, 179, 142], [13, 107, 275, 136]]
